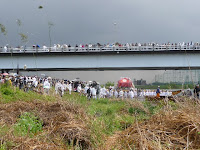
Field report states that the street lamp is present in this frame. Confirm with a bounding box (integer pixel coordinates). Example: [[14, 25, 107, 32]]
[[113, 22, 117, 45]]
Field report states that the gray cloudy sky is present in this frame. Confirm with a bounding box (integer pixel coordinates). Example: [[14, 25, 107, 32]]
[[1, 0, 200, 46], [1, 0, 199, 83]]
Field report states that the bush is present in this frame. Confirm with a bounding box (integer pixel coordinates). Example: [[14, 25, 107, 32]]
[[133, 107, 146, 115], [128, 107, 134, 114], [1, 88, 14, 96], [105, 108, 113, 115], [14, 112, 43, 137], [104, 81, 115, 89]]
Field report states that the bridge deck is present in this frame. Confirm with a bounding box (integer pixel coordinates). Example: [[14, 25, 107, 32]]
[[1, 45, 200, 71], [1, 45, 200, 56]]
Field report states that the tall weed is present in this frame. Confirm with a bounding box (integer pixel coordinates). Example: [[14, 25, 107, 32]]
[[14, 112, 43, 137]]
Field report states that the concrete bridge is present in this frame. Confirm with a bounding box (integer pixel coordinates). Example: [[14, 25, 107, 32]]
[[0, 47, 200, 72]]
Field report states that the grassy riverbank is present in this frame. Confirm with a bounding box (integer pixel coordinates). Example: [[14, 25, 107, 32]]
[[0, 84, 200, 149]]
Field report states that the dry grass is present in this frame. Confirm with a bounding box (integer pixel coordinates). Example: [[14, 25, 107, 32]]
[[0, 100, 92, 150], [2, 87, 200, 150], [116, 98, 200, 150]]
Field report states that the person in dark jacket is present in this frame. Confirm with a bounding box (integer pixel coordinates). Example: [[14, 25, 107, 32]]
[[194, 84, 200, 98], [87, 86, 92, 100]]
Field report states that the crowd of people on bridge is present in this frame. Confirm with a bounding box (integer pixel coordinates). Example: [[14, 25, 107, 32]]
[[1, 41, 200, 53]]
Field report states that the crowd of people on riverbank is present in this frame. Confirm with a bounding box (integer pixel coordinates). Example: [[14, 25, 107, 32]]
[[0, 73, 175, 99], [0, 73, 197, 100], [1, 41, 200, 53]]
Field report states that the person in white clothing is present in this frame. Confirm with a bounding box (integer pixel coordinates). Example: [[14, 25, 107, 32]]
[[109, 89, 114, 98], [55, 81, 60, 95], [34, 80, 38, 88], [55, 81, 64, 96], [43, 79, 50, 95], [68, 82, 72, 95], [134, 90, 137, 98], [84, 85, 89, 96], [77, 84, 82, 94], [91, 87, 97, 99], [101, 86, 107, 98], [3, 46, 7, 52], [106, 89, 110, 98], [99, 88, 103, 98], [60, 81, 66, 96], [119, 89, 124, 100], [124, 91, 128, 99], [63, 82, 67, 91], [129, 90, 134, 99], [114, 90, 118, 98], [43, 45, 48, 51]]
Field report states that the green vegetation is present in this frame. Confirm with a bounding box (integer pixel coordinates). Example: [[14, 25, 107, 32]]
[[0, 125, 15, 149], [0, 24, 7, 36], [38, 6, 43, 9], [0, 125, 9, 137], [64, 94, 133, 135], [0, 143, 6, 150], [0, 84, 166, 149], [18, 33, 28, 44], [0, 23, 9, 44], [14, 112, 43, 137], [0, 83, 54, 103], [104, 81, 115, 88], [63, 93, 162, 146]]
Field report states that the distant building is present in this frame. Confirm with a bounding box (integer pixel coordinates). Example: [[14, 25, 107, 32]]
[[154, 70, 200, 84], [134, 78, 147, 85]]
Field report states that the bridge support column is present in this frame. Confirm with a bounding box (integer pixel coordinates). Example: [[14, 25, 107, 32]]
[[16, 64, 19, 75], [17, 69, 19, 75]]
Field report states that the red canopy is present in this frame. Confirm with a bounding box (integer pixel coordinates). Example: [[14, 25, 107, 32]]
[[118, 78, 133, 88]]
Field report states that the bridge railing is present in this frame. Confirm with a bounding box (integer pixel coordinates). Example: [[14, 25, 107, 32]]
[[1, 45, 200, 53]]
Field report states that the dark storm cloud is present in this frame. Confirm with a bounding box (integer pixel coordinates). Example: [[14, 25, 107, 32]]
[[1, 0, 200, 46], [1, 0, 199, 83]]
